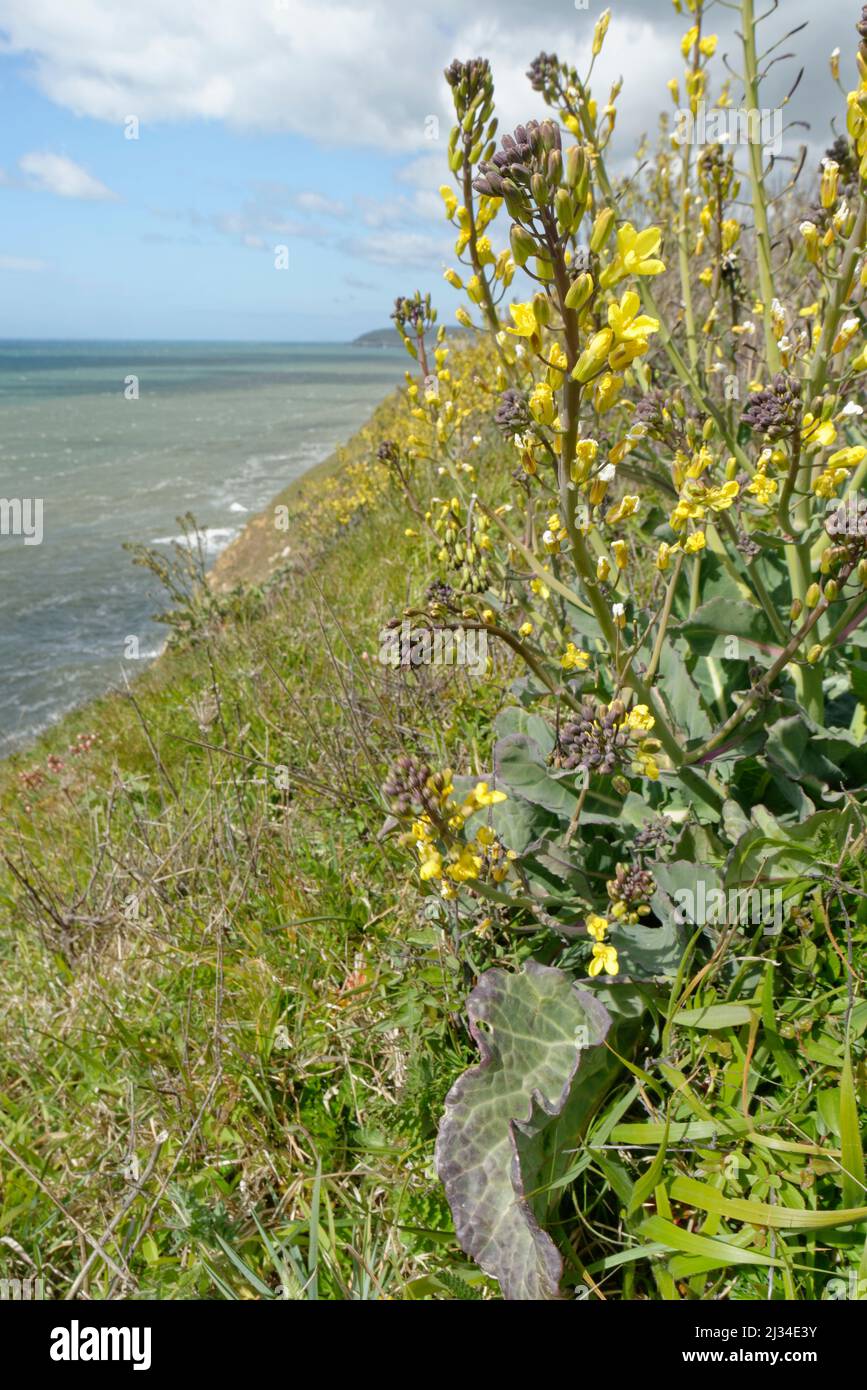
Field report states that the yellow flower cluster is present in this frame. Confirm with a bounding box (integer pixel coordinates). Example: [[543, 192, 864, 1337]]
[[406, 777, 512, 899]]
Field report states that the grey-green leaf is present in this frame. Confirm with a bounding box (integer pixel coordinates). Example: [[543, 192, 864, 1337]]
[[435, 961, 612, 1300]]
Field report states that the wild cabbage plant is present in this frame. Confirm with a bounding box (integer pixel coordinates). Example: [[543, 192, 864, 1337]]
[[379, 1, 867, 1299]]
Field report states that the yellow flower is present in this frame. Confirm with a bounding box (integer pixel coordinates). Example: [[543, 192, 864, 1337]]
[[683, 530, 706, 553], [832, 317, 861, 354], [699, 34, 718, 58], [625, 704, 655, 734], [529, 381, 556, 425], [571, 437, 599, 483], [612, 539, 629, 569], [586, 913, 610, 942], [507, 302, 538, 338], [748, 472, 777, 505], [607, 290, 661, 343], [607, 494, 640, 526], [656, 541, 674, 571], [813, 466, 849, 498], [589, 942, 619, 977], [600, 223, 665, 289], [680, 26, 699, 58], [439, 185, 458, 219], [561, 642, 590, 672], [518, 621, 534, 638], [632, 746, 660, 780], [418, 844, 443, 881], [801, 414, 837, 450], [463, 781, 507, 812], [827, 446, 867, 469], [706, 480, 739, 510], [593, 372, 623, 413], [445, 846, 483, 883]]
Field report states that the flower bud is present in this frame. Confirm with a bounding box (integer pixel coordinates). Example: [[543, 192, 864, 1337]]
[[807, 644, 823, 664], [572, 329, 614, 383], [824, 579, 839, 602], [532, 292, 551, 326], [565, 272, 594, 311], [789, 598, 803, 621], [590, 207, 615, 253], [547, 148, 563, 187], [592, 8, 611, 57], [859, 559, 867, 586], [510, 223, 535, 267], [805, 583, 821, 607], [531, 172, 549, 206], [565, 145, 585, 188]]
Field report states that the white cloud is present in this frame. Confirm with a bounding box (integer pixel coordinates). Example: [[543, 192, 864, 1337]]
[[18, 152, 117, 200], [0, 253, 49, 271], [343, 229, 452, 268], [0, 0, 852, 162], [294, 191, 347, 218]]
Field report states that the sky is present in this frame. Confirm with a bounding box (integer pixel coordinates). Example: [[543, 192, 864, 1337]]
[[0, 0, 859, 341]]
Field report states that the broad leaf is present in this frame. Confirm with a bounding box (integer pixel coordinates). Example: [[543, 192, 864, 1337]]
[[494, 733, 579, 817], [435, 960, 615, 1300]]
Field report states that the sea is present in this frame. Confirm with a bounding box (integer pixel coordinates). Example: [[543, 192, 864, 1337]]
[[0, 341, 406, 756]]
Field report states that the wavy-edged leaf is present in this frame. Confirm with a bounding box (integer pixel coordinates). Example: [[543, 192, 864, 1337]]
[[435, 960, 615, 1300]]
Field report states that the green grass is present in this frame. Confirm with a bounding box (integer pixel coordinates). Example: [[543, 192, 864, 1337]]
[[0, 414, 514, 1301]]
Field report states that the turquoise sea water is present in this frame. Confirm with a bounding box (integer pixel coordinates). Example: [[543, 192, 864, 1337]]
[[0, 341, 405, 755]]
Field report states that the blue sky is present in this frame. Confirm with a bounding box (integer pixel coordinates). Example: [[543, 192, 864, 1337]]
[[0, 0, 856, 341]]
